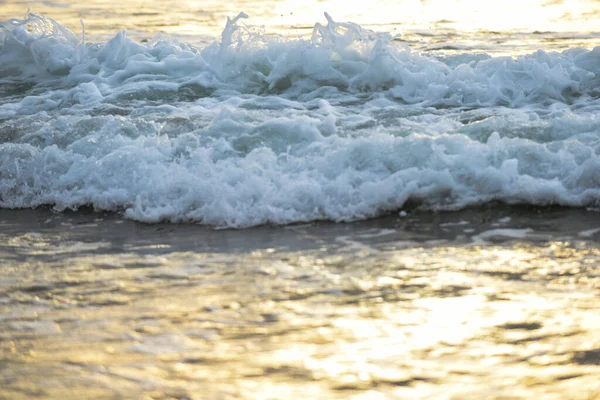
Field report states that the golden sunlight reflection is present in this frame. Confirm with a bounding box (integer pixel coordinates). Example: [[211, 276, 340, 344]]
[[2, 231, 600, 398], [268, 0, 600, 32], [2, 0, 599, 53], [2, 0, 600, 396]]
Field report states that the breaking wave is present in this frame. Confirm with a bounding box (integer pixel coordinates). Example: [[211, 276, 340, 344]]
[[1, 12, 600, 227]]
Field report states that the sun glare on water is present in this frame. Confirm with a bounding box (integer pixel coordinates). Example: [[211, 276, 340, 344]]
[[2, 227, 600, 398], [266, 0, 598, 32], [2, 0, 600, 399], [2, 0, 599, 49]]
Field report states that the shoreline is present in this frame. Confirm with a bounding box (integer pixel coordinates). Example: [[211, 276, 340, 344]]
[[2, 204, 600, 250], [2, 204, 600, 399]]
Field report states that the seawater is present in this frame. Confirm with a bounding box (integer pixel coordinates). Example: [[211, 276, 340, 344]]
[[2, 6, 600, 399], [1, 10, 600, 227], [1, 206, 600, 399]]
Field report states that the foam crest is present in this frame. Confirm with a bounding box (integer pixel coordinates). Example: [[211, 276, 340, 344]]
[[2, 12, 600, 227], [0, 13, 80, 77], [2, 12, 599, 105]]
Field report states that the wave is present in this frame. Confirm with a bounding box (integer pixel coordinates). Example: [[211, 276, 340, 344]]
[[1, 12, 600, 227]]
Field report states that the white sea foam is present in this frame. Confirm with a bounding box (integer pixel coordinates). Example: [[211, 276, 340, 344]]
[[472, 228, 534, 244], [1, 13, 600, 227]]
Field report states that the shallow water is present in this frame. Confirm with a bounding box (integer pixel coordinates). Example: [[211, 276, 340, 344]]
[[1, 206, 600, 399], [2, 1, 600, 398]]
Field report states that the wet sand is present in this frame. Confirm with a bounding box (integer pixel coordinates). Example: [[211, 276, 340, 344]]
[[1, 205, 600, 399]]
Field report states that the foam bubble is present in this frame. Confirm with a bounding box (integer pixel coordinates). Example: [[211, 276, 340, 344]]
[[2, 12, 600, 227]]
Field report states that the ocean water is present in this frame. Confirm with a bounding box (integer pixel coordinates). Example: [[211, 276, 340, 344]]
[[1, 206, 600, 399], [1, 2, 600, 227], [2, 2, 600, 399]]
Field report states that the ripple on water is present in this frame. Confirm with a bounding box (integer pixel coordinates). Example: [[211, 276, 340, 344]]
[[0, 216, 599, 398]]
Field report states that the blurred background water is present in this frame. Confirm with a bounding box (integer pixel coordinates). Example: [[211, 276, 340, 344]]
[[2, 0, 600, 54]]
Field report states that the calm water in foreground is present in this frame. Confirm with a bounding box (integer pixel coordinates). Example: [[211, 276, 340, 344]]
[[1, 206, 600, 399]]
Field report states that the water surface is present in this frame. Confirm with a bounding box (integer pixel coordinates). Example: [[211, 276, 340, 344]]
[[1, 1, 600, 398], [1, 206, 600, 399]]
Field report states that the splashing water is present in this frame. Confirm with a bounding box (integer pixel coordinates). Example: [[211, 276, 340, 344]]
[[2, 7, 600, 400], [1, 12, 600, 227]]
